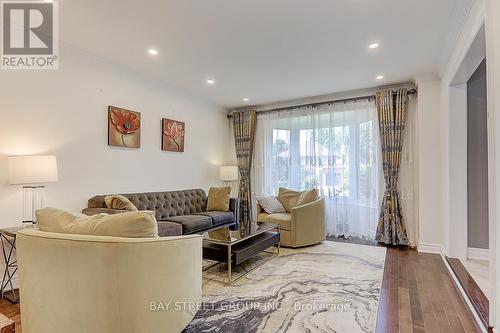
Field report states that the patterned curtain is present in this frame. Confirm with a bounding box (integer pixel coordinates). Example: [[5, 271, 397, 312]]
[[375, 89, 409, 245], [233, 111, 257, 235]]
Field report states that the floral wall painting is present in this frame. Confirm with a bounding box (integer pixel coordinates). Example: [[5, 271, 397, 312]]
[[162, 118, 185, 152], [108, 106, 141, 148]]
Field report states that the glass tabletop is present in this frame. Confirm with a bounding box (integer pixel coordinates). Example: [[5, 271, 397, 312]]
[[202, 222, 279, 246]]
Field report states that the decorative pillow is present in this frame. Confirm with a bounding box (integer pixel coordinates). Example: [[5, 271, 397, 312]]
[[296, 188, 319, 206], [104, 195, 138, 211], [36, 207, 82, 233], [207, 187, 231, 212], [36, 207, 158, 238], [207, 227, 231, 241], [277, 187, 301, 212], [256, 196, 286, 214]]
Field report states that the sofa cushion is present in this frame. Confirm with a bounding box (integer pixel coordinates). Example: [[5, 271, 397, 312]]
[[196, 211, 234, 226], [157, 221, 183, 237], [257, 212, 292, 231], [163, 215, 212, 234]]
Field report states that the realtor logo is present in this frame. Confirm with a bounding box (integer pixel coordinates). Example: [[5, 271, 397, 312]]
[[1, 1, 58, 69]]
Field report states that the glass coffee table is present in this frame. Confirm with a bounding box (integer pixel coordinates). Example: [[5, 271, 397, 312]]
[[202, 222, 280, 284]]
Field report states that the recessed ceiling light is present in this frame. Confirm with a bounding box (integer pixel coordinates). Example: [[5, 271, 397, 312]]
[[376, 75, 384, 80], [148, 49, 159, 55], [206, 79, 215, 85], [243, 98, 249, 102], [369, 42, 379, 49], [44, 0, 53, 2]]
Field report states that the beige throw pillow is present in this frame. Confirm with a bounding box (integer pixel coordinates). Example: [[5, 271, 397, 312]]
[[104, 195, 138, 211], [36, 207, 82, 233], [278, 187, 319, 212], [207, 187, 231, 212], [36, 207, 158, 238], [296, 188, 319, 206], [277, 188, 301, 212]]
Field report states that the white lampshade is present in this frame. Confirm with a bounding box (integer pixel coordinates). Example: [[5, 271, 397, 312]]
[[8, 155, 58, 185], [220, 166, 239, 181]]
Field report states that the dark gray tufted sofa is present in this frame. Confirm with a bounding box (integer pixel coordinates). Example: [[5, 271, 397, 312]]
[[82, 189, 240, 237]]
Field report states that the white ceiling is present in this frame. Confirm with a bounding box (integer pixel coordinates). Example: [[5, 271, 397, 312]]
[[60, 0, 474, 108]]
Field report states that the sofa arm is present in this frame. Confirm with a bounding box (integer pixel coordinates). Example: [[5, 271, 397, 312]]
[[82, 207, 127, 216], [229, 198, 240, 229], [291, 198, 326, 247]]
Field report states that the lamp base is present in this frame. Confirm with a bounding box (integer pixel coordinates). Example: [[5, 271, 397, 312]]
[[22, 185, 45, 225]]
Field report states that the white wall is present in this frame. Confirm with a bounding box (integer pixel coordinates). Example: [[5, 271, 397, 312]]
[[0, 43, 232, 228], [415, 79, 444, 253], [486, 0, 500, 327]]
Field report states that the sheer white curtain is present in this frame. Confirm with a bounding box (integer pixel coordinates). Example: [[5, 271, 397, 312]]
[[253, 99, 382, 240]]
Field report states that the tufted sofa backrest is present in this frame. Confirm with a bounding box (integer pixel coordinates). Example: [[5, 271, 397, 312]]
[[87, 189, 208, 220]]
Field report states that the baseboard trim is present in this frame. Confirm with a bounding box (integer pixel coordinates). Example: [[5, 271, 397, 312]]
[[468, 247, 490, 261], [417, 242, 445, 256]]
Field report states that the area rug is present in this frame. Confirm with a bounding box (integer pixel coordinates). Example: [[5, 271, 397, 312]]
[[184, 241, 386, 333]]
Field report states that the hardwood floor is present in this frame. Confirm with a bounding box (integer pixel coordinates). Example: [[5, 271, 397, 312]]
[[0, 299, 20, 333], [377, 247, 481, 333], [0, 247, 482, 333], [447, 257, 491, 331]]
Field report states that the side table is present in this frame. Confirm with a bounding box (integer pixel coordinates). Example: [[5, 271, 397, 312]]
[[0, 225, 36, 304]]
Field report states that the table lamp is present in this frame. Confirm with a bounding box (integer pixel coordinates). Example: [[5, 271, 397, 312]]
[[220, 166, 239, 187], [8, 155, 58, 224]]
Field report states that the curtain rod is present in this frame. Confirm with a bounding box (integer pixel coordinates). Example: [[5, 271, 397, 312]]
[[227, 88, 417, 118]]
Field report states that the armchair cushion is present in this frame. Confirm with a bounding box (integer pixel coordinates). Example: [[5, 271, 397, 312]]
[[37, 207, 159, 238], [257, 212, 292, 231]]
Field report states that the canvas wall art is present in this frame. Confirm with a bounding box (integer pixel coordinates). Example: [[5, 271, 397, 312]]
[[108, 106, 141, 148], [162, 118, 185, 152]]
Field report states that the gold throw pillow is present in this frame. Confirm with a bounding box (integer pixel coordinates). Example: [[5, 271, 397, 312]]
[[207, 187, 231, 212], [277, 187, 301, 212], [104, 195, 138, 211], [296, 188, 319, 207]]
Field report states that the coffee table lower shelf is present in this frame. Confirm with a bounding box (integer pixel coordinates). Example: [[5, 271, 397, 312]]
[[203, 231, 280, 284]]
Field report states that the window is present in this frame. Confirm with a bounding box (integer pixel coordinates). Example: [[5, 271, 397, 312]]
[[255, 100, 381, 239], [270, 123, 374, 201], [272, 129, 290, 188], [358, 121, 374, 200]]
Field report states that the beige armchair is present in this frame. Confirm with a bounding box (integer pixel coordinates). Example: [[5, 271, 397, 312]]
[[17, 229, 202, 333], [257, 197, 326, 248]]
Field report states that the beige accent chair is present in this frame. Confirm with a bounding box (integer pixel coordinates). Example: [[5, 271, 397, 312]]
[[257, 197, 326, 248], [17, 229, 201, 333]]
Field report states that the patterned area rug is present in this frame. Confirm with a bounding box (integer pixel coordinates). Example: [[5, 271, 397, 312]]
[[185, 241, 386, 333]]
